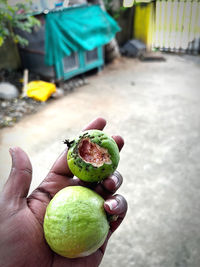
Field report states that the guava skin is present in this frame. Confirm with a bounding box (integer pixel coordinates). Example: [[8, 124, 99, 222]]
[[67, 130, 120, 182], [43, 186, 110, 258]]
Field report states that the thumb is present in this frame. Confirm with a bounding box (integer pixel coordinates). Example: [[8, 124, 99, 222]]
[[3, 147, 32, 199]]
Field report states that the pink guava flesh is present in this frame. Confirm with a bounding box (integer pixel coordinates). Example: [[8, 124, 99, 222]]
[[78, 138, 111, 167]]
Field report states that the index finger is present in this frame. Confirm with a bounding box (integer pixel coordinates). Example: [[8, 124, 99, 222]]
[[82, 117, 107, 131]]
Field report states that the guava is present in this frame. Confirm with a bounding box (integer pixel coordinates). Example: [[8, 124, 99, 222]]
[[66, 130, 120, 182], [43, 186, 109, 258]]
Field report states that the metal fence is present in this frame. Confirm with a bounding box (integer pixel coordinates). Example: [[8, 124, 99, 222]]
[[152, 0, 200, 54]]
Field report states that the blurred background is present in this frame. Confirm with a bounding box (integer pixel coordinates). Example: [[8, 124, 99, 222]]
[[0, 0, 200, 266]]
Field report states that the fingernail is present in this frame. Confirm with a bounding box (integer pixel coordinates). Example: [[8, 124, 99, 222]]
[[9, 148, 14, 157], [9, 148, 16, 168], [105, 199, 118, 211], [112, 175, 119, 188]]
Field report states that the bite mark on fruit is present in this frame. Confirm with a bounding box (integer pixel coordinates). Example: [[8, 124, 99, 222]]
[[78, 138, 112, 167]]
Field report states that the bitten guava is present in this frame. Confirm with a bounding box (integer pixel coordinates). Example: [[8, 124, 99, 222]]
[[43, 186, 109, 258], [66, 130, 120, 182]]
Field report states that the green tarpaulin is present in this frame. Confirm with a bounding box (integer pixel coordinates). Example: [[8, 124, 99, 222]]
[[45, 5, 120, 66]]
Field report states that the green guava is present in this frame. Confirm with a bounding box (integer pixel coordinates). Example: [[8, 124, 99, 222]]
[[66, 130, 120, 182], [43, 186, 109, 258]]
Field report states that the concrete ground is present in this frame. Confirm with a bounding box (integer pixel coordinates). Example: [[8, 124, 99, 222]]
[[0, 54, 200, 267]]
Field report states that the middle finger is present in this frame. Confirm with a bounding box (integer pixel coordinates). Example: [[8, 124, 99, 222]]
[[92, 171, 123, 199]]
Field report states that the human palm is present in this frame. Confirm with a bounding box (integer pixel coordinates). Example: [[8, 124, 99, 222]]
[[0, 118, 127, 267]]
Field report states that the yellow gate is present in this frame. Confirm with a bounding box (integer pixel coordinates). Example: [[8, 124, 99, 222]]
[[133, 2, 155, 50], [133, 0, 200, 54]]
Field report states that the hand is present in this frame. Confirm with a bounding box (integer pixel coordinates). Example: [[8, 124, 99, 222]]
[[0, 118, 128, 267]]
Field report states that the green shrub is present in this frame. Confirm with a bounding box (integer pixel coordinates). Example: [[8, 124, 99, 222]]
[[0, 0, 40, 47]]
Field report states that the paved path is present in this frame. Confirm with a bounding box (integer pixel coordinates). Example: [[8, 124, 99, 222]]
[[0, 54, 200, 267]]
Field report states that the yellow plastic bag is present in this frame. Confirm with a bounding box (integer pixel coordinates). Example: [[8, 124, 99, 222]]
[[27, 81, 56, 102]]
